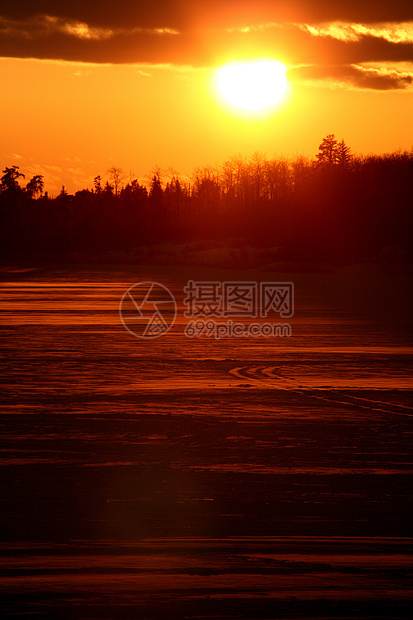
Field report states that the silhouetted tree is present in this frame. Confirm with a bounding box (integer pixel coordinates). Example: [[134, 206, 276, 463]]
[[0, 166, 25, 197], [93, 175, 102, 195], [1, 139, 412, 265], [336, 139, 352, 168], [107, 167, 125, 196], [26, 175, 44, 199], [316, 134, 338, 167], [149, 171, 163, 202]]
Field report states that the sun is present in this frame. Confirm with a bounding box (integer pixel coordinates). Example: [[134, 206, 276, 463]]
[[216, 60, 288, 112]]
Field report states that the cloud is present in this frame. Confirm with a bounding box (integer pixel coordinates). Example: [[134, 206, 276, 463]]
[[2, 2, 413, 30], [0, 2, 413, 89], [0, 15, 188, 64], [299, 21, 413, 44], [289, 63, 413, 90], [20, 162, 63, 194], [73, 68, 92, 77], [0, 14, 180, 42], [136, 69, 152, 77]]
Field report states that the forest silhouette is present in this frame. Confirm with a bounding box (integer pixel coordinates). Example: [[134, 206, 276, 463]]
[[1, 135, 412, 266]]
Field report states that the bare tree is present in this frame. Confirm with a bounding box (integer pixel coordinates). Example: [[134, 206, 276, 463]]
[[106, 167, 126, 196]]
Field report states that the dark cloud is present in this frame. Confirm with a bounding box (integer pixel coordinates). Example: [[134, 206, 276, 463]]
[[289, 64, 413, 90], [1, 17, 412, 66], [0, 1, 412, 90], [4, 34, 192, 67], [1, 1, 413, 29], [217, 26, 413, 66], [0, 2, 182, 30]]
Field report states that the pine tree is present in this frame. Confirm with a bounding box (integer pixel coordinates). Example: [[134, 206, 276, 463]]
[[316, 134, 338, 167], [336, 139, 352, 168]]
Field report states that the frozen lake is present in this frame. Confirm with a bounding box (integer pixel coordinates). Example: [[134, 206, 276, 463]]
[[1, 265, 412, 618]]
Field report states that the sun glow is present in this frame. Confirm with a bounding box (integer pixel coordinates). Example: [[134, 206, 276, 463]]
[[216, 60, 288, 111]]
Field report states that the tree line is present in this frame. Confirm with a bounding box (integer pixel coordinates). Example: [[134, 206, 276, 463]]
[[1, 135, 412, 264]]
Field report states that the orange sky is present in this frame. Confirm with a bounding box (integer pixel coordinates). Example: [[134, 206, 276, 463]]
[[1, 1, 412, 194]]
